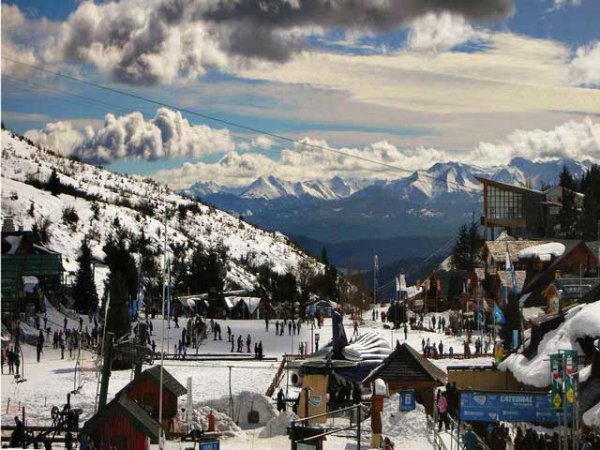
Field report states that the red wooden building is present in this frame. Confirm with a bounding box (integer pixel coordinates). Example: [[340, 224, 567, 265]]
[[122, 365, 187, 431], [81, 393, 159, 450]]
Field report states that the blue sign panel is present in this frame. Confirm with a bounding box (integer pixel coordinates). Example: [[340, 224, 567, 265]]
[[400, 389, 416, 411], [460, 392, 498, 422], [498, 393, 536, 422], [461, 392, 573, 424], [199, 441, 220, 450], [535, 394, 572, 424]]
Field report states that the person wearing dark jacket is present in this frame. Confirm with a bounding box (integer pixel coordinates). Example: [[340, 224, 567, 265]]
[[277, 388, 286, 412], [10, 416, 24, 447]]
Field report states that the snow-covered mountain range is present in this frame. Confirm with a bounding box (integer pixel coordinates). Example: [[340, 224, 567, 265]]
[[183, 157, 591, 244], [1, 130, 322, 296], [184, 158, 590, 203]]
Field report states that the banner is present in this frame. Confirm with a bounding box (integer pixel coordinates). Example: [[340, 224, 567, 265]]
[[493, 303, 506, 325], [563, 350, 577, 404], [460, 391, 571, 424], [550, 353, 564, 410]]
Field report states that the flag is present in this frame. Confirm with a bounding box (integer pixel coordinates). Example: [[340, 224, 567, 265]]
[[477, 309, 484, 326], [505, 248, 512, 271], [167, 257, 173, 318], [136, 258, 145, 314], [399, 274, 407, 291], [374, 254, 379, 272], [395, 276, 400, 293], [493, 303, 506, 325]]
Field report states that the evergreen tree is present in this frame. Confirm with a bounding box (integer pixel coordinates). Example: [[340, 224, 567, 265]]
[[102, 229, 137, 338], [47, 169, 62, 196], [450, 220, 482, 271], [320, 247, 330, 266], [558, 166, 579, 238], [73, 239, 99, 313], [580, 164, 600, 240]]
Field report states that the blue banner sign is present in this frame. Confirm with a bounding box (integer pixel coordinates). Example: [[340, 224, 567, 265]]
[[460, 392, 499, 422], [460, 392, 572, 424], [400, 389, 416, 412], [199, 441, 220, 450], [498, 393, 536, 422]]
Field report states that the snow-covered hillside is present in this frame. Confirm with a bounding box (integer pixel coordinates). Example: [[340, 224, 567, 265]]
[[1, 130, 322, 296]]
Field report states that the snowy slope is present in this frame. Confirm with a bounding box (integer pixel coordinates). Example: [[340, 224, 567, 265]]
[[1, 130, 322, 296]]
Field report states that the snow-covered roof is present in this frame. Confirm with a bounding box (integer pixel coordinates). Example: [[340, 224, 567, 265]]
[[517, 242, 566, 259], [230, 296, 261, 314], [500, 300, 600, 388]]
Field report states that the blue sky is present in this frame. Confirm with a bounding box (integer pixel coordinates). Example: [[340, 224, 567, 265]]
[[2, 0, 599, 187]]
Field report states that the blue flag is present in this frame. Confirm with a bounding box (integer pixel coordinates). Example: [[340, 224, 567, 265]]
[[494, 303, 506, 325], [477, 309, 484, 326]]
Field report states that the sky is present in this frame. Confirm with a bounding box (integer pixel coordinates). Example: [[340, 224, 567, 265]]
[[1, 0, 599, 189]]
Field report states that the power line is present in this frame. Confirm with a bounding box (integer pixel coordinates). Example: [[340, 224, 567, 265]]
[[2, 56, 485, 194]]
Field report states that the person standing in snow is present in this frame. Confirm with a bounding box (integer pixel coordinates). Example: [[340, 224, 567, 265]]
[[237, 335, 243, 353], [277, 388, 286, 412], [227, 326, 231, 342], [36, 330, 45, 362], [404, 323, 408, 340], [258, 341, 263, 359], [275, 321, 279, 335], [288, 321, 292, 336], [230, 334, 235, 353], [297, 318, 301, 334], [63, 316, 68, 332], [246, 334, 251, 353], [265, 316, 269, 331]]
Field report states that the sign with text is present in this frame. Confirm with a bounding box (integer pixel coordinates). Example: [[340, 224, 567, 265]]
[[400, 389, 416, 412], [460, 391, 572, 424], [199, 441, 220, 450]]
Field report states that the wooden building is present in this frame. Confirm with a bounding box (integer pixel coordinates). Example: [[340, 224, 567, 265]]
[[363, 343, 447, 415], [81, 393, 159, 450], [121, 366, 187, 431]]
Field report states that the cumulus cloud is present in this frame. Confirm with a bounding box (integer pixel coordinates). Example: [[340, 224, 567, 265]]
[[3, 0, 514, 85], [153, 136, 454, 188], [569, 41, 600, 86], [25, 108, 236, 163], [406, 12, 488, 52], [151, 117, 599, 189], [471, 117, 600, 165]]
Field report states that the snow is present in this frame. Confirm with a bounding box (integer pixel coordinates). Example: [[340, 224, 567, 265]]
[[258, 410, 299, 438], [1, 302, 501, 449], [583, 401, 600, 429], [189, 406, 243, 437], [500, 301, 600, 388], [206, 391, 277, 427], [517, 243, 566, 259], [1, 130, 323, 298]]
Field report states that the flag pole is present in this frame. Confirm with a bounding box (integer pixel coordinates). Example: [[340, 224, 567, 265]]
[[158, 190, 167, 449]]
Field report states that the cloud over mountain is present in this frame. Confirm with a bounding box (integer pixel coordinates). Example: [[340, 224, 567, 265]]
[[25, 108, 235, 164]]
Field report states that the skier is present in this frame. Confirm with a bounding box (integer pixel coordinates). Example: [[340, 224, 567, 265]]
[[227, 326, 231, 342], [230, 334, 235, 353]]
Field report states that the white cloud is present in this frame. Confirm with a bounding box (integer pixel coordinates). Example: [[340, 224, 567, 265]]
[[25, 108, 236, 163], [152, 117, 599, 189], [569, 41, 600, 86], [406, 12, 488, 53], [471, 117, 600, 165]]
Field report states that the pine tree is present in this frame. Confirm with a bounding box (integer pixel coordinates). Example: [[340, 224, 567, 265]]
[[73, 239, 99, 313], [451, 220, 481, 271], [320, 247, 330, 266], [558, 166, 579, 238], [102, 229, 137, 338], [580, 164, 600, 240], [47, 169, 62, 196]]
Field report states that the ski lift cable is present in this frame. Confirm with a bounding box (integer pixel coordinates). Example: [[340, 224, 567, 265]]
[[3, 56, 484, 195]]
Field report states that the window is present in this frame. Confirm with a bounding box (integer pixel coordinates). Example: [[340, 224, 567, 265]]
[[486, 186, 523, 220]]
